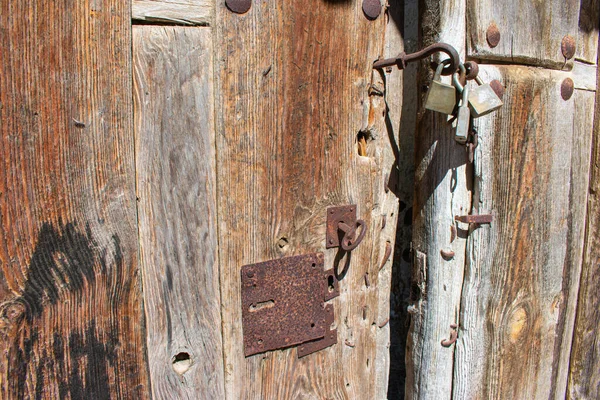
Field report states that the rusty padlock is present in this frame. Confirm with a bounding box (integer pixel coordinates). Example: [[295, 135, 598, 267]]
[[424, 60, 457, 115], [468, 76, 503, 117]]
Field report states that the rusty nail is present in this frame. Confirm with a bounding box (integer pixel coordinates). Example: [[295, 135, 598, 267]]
[[378, 317, 390, 328], [379, 241, 392, 270], [486, 23, 500, 48], [362, 0, 381, 20], [226, 0, 251, 14], [561, 35, 576, 60], [561, 78, 574, 101], [489, 79, 505, 99], [441, 324, 458, 347], [364, 273, 371, 288], [345, 339, 356, 348], [440, 249, 455, 260], [450, 225, 457, 243], [455, 214, 493, 224]]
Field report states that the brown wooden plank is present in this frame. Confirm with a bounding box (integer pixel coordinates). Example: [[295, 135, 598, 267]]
[[132, 0, 213, 25], [568, 39, 600, 400], [453, 65, 594, 400], [467, 0, 581, 68], [213, 1, 399, 398], [0, 0, 149, 398], [133, 26, 225, 398]]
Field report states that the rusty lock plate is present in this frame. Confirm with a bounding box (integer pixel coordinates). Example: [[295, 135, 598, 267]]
[[241, 253, 339, 357]]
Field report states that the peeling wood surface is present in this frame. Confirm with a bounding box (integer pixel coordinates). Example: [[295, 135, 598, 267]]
[[406, 0, 470, 399], [213, 0, 399, 398], [466, 0, 582, 68], [134, 26, 224, 399], [453, 65, 594, 400], [0, 0, 150, 398], [132, 0, 212, 26], [568, 41, 600, 400]]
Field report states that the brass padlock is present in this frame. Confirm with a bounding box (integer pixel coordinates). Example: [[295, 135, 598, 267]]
[[424, 60, 456, 115], [468, 76, 503, 117], [453, 72, 470, 144]]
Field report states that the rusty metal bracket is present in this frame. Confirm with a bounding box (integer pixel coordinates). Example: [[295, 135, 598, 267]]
[[455, 214, 493, 224], [326, 205, 367, 251], [373, 42, 461, 76], [241, 253, 339, 358]]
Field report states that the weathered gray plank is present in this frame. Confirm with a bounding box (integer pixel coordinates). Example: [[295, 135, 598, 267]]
[[0, 0, 150, 397], [133, 26, 225, 399], [132, 0, 212, 25], [467, 0, 581, 68], [406, 0, 470, 399], [567, 37, 600, 400], [575, 0, 599, 63], [213, 0, 399, 398], [453, 65, 594, 400]]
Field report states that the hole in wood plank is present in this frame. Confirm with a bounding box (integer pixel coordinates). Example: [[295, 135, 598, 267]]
[[172, 352, 192, 375], [249, 300, 275, 312], [357, 131, 371, 156]]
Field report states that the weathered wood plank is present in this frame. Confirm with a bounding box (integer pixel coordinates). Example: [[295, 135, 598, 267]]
[[133, 26, 224, 399], [453, 65, 594, 400], [0, 0, 150, 398], [406, 1, 470, 399], [575, 0, 599, 63], [132, 0, 212, 26], [213, 1, 399, 398], [567, 38, 600, 400], [466, 0, 581, 68]]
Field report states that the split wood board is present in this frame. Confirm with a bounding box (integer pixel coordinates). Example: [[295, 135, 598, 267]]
[[0, 0, 150, 397], [455, 65, 594, 400], [213, 0, 400, 398], [567, 40, 600, 400], [132, 0, 213, 26], [133, 26, 225, 399]]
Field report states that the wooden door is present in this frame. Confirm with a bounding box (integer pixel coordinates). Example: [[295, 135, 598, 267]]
[[1, 0, 403, 398], [404, 0, 600, 399]]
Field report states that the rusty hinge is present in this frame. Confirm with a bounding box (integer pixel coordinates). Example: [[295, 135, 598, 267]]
[[241, 253, 339, 358]]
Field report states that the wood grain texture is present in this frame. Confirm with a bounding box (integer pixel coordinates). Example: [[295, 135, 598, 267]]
[[567, 38, 600, 400], [133, 26, 225, 399], [453, 65, 594, 400], [575, 0, 599, 63], [132, 0, 213, 26], [466, 0, 581, 68], [0, 0, 150, 398], [213, 1, 399, 398], [406, 0, 470, 399]]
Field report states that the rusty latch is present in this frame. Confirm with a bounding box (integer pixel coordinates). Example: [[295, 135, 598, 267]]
[[455, 214, 493, 224], [326, 205, 367, 251], [241, 253, 339, 358]]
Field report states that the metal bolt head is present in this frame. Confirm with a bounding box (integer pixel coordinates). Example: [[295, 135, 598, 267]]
[[226, 0, 251, 14], [489, 79, 505, 99], [561, 78, 574, 100], [561, 35, 576, 60], [362, 0, 381, 20], [486, 23, 500, 48]]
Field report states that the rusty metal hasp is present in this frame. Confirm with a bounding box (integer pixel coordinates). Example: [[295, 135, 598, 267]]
[[241, 253, 339, 358], [326, 205, 367, 251]]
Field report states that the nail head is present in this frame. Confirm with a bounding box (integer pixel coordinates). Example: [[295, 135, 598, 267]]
[[561, 35, 576, 60], [486, 23, 500, 48], [561, 78, 574, 101], [362, 0, 381, 20], [226, 0, 251, 14]]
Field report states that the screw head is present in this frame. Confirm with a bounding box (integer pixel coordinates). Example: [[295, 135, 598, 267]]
[[226, 0, 251, 14], [486, 23, 500, 48], [561, 78, 574, 100], [561, 35, 576, 60], [362, 0, 381, 20]]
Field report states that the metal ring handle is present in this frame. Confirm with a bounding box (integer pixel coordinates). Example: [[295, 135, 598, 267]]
[[341, 219, 367, 251]]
